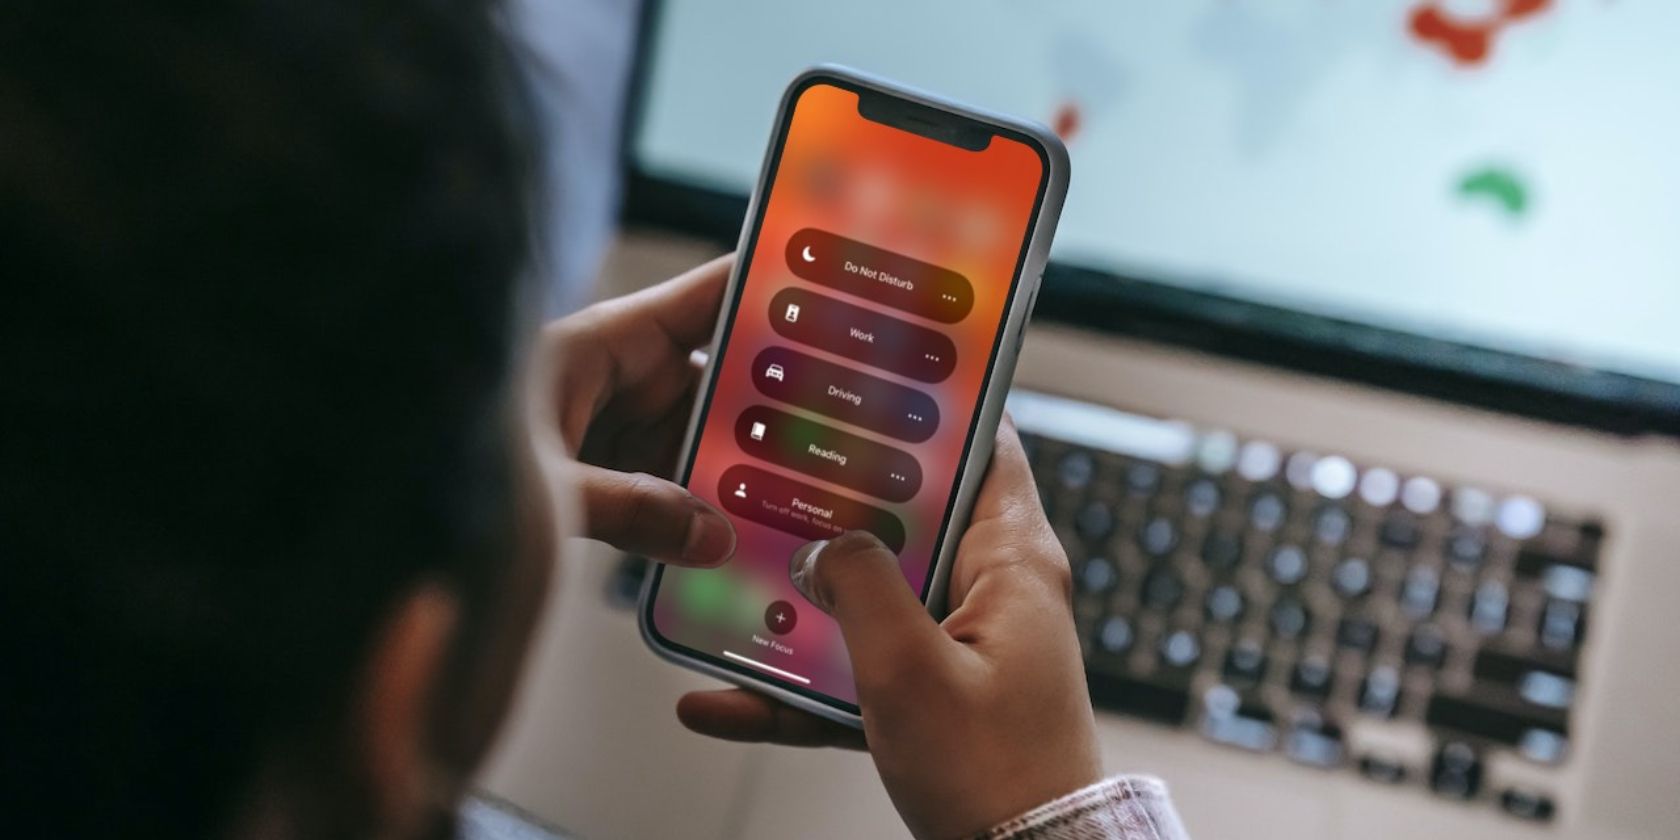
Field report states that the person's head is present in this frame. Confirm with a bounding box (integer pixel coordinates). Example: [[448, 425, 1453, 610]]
[[2, 2, 563, 837]]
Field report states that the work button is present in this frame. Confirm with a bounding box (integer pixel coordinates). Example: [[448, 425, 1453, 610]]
[[786, 227, 973, 323], [717, 464, 906, 553], [736, 405, 923, 503], [770, 287, 957, 383], [751, 347, 939, 443]]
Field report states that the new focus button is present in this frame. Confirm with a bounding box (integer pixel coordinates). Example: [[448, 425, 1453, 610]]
[[751, 347, 939, 443], [719, 464, 906, 553], [787, 228, 974, 323], [764, 600, 797, 635], [770, 287, 957, 383], [736, 406, 923, 503]]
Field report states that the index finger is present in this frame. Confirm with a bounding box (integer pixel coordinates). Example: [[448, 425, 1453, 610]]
[[604, 252, 734, 352]]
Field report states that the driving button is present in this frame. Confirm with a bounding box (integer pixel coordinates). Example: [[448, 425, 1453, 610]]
[[751, 347, 939, 443]]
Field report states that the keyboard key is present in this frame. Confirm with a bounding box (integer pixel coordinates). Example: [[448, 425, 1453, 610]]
[[1196, 431, 1239, 475], [1138, 516, 1179, 558], [1500, 789, 1556, 822], [1425, 691, 1569, 747], [1270, 597, 1312, 641], [1125, 461, 1162, 496], [1451, 487, 1495, 526], [1379, 514, 1420, 549], [1538, 599, 1585, 651], [1444, 527, 1486, 568], [1310, 455, 1358, 500], [1078, 557, 1119, 594], [1285, 452, 1318, 491], [1517, 670, 1576, 710], [1519, 728, 1569, 764], [1401, 476, 1442, 515], [1358, 467, 1400, 508], [1313, 506, 1352, 545], [1200, 685, 1278, 752], [1159, 629, 1202, 669], [1202, 531, 1242, 572], [1336, 617, 1379, 653], [1517, 543, 1595, 577], [1086, 668, 1191, 725], [1430, 740, 1482, 800], [1094, 615, 1135, 656], [1359, 665, 1402, 717], [1399, 566, 1440, 619], [1236, 440, 1281, 482], [1495, 496, 1547, 540], [1331, 557, 1371, 599], [1284, 715, 1345, 769], [1472, 646, 1577, 684], [1405, 624, 1449, 668], [1223, 639, 1268, 684], [1359, 755, 1408, 784], [1249, 491, 1288, 532], [1141, 565, 1186, 610], [1263, 544, 1303, 584], [1075, 500, 1115, 543], [1542, 564, 1595, 603], [1266, 544, 1309, 586], [1203, 583, 1246, 623], [1290, 655, 1334, 699], [1058, 450, 1096, 489], [1184, 477, 1222, 518], [1468, 580, 1509, 635]]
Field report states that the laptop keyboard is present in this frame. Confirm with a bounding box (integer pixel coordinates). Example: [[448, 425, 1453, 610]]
[[1010, 389, 1602, 825]]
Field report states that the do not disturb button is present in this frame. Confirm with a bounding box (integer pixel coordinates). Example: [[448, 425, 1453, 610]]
[[787, 228, 974, 323]]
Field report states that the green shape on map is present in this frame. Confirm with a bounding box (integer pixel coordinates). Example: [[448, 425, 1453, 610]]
[[1457, 167, 1529, 218]]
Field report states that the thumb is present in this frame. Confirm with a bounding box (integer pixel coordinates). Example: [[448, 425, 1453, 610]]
[[789, 531, 953, 693], [577, 465, 736, 567]]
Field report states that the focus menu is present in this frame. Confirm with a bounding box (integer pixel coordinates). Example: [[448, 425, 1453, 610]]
[[722, 228, 974, 549]]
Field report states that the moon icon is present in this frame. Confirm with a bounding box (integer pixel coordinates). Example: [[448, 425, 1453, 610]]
[[801, 246, 815, 263]]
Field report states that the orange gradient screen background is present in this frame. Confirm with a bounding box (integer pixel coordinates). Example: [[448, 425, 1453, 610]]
[[650, 82, 1046, 706]]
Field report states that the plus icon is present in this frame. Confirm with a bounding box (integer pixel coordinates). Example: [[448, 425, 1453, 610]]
[[764, 600, 798, 635]]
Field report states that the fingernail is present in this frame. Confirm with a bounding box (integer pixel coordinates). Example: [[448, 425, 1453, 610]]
[[789, 540, 830, 612], [682, 507, 736, 567]]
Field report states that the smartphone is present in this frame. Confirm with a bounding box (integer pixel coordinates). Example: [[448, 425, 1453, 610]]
[[640, 66, 1068, 727]]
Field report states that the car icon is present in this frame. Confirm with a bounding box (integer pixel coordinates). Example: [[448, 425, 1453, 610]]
[[765, 363, 785, 382]]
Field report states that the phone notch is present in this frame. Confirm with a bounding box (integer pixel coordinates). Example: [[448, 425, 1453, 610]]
[[856, 90, 992, 152]]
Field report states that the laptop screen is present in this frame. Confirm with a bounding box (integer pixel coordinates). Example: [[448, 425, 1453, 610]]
[[630, 1, 1680, 398]]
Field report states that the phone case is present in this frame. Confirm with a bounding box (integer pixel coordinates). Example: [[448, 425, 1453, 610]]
[[639, 64, 1070, 728]]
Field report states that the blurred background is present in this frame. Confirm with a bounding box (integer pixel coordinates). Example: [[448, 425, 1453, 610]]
[[482, 2, 1680, 838]]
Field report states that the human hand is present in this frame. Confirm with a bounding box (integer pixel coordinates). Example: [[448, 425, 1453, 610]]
[[676, 419, 1104, 839], [536, 254, 737, 567]]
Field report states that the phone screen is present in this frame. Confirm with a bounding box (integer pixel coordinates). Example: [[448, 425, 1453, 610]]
[[646, 78, 1050, 709]]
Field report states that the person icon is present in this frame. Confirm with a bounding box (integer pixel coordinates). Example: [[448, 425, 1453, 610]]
[[734, 482, 747, 499]]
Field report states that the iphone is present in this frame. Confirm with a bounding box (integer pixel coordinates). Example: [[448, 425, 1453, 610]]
[[641, 66, 1068, 726]]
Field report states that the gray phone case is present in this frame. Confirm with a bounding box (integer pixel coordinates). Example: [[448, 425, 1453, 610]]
[[639, 64, 1070, 728]]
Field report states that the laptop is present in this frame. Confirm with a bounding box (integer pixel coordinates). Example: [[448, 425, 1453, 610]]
[[480, 3, 1680, 838]]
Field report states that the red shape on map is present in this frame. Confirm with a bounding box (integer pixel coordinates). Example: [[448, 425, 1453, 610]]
[[1051, 101, 1081, 144], [1407, 0, 1552, 68]]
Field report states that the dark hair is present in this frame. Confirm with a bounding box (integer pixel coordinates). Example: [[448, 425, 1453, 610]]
[[0, 1, 536, 836]]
